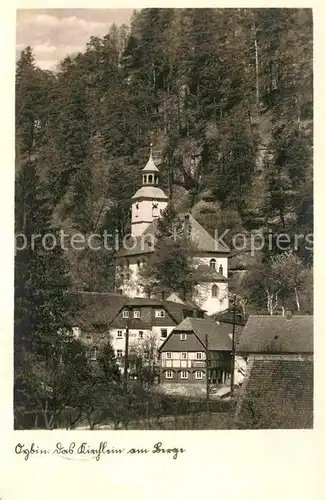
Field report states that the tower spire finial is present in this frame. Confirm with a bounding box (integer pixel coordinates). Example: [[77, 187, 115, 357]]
[[150, 142, 153, 158]]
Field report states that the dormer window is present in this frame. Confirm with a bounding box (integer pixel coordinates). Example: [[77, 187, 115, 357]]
[[155, 309, 165, 318], [180, 333, 187, 341], [122, 310, 129, 319]]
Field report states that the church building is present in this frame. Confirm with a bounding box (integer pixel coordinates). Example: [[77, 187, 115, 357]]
[[115, 146, 230, 316]]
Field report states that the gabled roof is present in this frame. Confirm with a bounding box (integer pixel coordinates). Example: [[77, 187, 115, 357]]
[[117, 213, 230, 257], [234, 358, 313, 429], [160, 317, 236, 352], [237, 315, 313, 354]]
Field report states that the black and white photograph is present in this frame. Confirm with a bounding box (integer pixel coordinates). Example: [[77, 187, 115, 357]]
[[14, 7, 313, 431]]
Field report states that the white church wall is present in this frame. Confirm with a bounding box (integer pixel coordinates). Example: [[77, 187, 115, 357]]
[[194, 282, 229, 316], [131, 198, 167, 237]]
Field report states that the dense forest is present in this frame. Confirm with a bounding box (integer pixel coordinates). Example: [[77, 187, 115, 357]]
[[15, 8, 313, 311]]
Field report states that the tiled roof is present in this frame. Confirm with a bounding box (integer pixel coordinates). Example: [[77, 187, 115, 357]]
[[70, 292, 128, 326], [164, 317, 236, 351], [68, 292, 202, 329], [234, 358, 313, 429], [191, 265, 226, 282], [117, 213, 230, 257], [237, 315, 313, 354]]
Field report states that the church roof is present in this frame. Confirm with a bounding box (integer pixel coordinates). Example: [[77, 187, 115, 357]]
[[142, 153, 160, 172], [191, 265, 226, 282], [132, 186, 169, 200], [117, 213, 230, 257]]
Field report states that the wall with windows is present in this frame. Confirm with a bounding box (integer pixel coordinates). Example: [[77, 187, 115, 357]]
[[161, 350, 206, 369], [161, 367, 207, 385]]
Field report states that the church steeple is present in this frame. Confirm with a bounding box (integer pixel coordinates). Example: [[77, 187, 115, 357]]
[[142, 143, 160, 186], [130, 144, 168, 237]]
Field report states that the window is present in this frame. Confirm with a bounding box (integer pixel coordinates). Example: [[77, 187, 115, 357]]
[[195, 371, 203, 380], [133, 310, 141, 319], [166, 352, 172, 359], [155, 309, 165, 318], [143, 175, 147, 184], [135, 203, 139, 210], [180, 333, 187, 341], [181, 370, 188, 379], [212, 285, 218, 297], [122, 310, 129, 318], [166, 370, 173, 379], [148, 174, 153, 183], [138, 331, 144, 339], [210, 258, 216, 270], [117, 330, 123, 338], [116, 349, 123, 359], [161, 329, 168, 339], [181, 352, 187, 360], [196, 352, 203, 360], [90, 346, 98, 361], [219, 264, 223, 275]]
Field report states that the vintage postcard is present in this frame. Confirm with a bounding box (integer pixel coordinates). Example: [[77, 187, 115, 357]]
[[0, 2, 324, 499]]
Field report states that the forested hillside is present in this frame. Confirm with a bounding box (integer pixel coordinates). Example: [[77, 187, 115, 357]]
[[15, 8, 313, 313]]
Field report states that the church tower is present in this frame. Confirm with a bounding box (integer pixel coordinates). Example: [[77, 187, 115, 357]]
[[131, 145, 169, 237]]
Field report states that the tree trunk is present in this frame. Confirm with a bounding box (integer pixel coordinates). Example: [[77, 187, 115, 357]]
[[253, 23, 260, 109], [294, 286, 301, 311]]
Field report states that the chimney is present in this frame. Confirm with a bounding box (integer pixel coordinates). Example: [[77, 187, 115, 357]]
[[161, 290, 165, 300], [285, 309, 293, 320]]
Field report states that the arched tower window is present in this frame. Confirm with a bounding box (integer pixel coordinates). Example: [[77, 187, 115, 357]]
[[210, 259, 216, 270], [143, 174, 147, 184], [219, 264, 223, 275], [212, 285, 218, 297], [148, 174, 153, 184]]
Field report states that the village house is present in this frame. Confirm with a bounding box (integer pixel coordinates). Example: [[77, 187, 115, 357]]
[[69, 291, 204, 366], [158, 317, 243, 396], [234, 311, 313, 429], [115, 146, 230, 315]]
